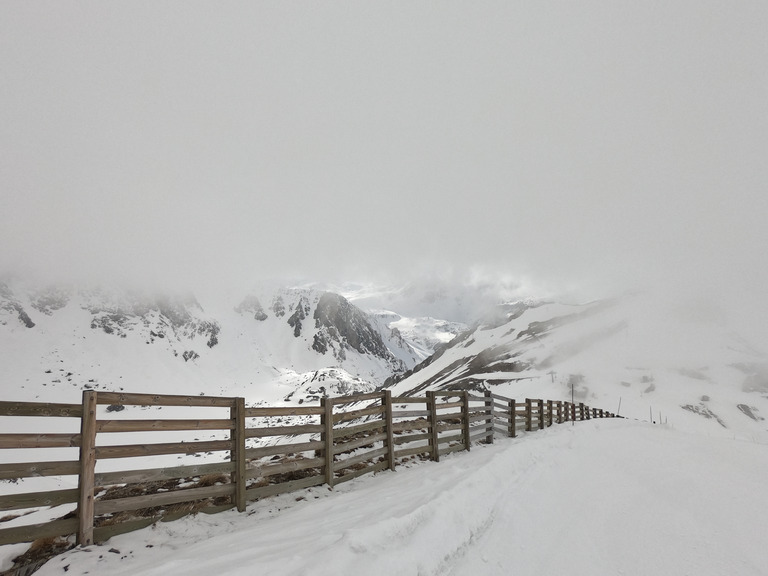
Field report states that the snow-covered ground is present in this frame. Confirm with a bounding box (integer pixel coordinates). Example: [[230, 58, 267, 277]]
[[25, 419, 768, 576]]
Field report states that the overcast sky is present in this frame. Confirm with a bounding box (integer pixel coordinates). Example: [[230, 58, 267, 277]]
[[1, 2, 767, 335]]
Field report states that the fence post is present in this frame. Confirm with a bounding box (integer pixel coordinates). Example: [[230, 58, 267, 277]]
[[321, 396, 335, 488], [508, 398, 516, 437], [585, 405, 591, 420], [231, 397, 246, 512], [538, 399, 544, 430], [484, 390, 494, 444], [427, 391, 439, 462], [462, 392, 471, 452], [525, 398, 532, 431], [578, 403, 585, 421], [383, 390, 395, 471], [557, 401, 563, 424], [547, 400, 553, 427], [77, 390, 97, 546], [571, 402, 577, 421]]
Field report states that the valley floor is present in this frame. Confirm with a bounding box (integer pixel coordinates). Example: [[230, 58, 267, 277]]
[[31, 420, 768, 576]]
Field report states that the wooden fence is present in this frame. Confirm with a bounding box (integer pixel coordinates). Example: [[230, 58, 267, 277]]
[[0, 390, 617, 550]]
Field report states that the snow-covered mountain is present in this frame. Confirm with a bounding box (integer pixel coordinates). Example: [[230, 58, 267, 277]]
[[4, 278, 767, 441], [0, 281, 427, 405], [388, 293, 768, 442]]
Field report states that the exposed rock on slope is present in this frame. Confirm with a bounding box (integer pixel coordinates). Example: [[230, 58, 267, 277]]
[[82, 288, 220, 349], [313, 292, 393, 360], [0, 282, 36, 328], [388, 294, 768, 441]]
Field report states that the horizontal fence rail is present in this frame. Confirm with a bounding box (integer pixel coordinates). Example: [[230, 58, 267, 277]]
[[0, 389, 619, 557]]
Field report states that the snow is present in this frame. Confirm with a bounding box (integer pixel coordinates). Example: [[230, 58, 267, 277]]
[[3, 284, 768, 573], [29, 420, 768, 576], [388, 293, 768, 444]]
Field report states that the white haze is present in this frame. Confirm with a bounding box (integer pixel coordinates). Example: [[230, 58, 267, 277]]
[[1, 2, 767, 342]]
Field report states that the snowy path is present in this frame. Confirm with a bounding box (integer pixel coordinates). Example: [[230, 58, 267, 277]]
[[36, 420, 768, 576]]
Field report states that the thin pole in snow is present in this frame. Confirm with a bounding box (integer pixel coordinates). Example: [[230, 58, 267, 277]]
[[617, 397, 622, 416]]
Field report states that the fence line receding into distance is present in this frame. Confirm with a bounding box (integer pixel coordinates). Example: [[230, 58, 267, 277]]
[[0, 390, 618, 548]]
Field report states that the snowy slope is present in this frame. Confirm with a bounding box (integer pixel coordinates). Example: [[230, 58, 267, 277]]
[[0, 281, 421, 406], [29, 420, 768, 576], [389, 293, 768, 442]]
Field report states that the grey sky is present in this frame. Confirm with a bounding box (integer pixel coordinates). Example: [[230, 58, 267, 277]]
[[2, 2, 767, 336]]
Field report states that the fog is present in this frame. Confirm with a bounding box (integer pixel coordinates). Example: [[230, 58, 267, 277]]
[[2, 2, 767, 340]]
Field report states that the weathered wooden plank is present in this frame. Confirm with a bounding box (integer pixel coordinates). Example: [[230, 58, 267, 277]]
[[321, 397, 334, 489], [333, 432, 387, 456], [492, 425, 508, 436], [462, 392, 471, 452], [468, 413, 489, 423], [465, 394, 487, 402], [334, 460, 389, 485], [0, 401, 83, 418], [390, 396, 428, 404], [96, 419, 235, 433], [469, 428, 491, 442], [246, 423, 324, 438], [333, 446, 389, 472], [333, 391, 384, 405], [94, 483, 234, 515], [428, 391, 439, 462], [0, 518, 78, 546], [95, 462, 235, 486], [96, 439, 232, 460], [393, 444, 431, 459], [0, 460, 79, 480], [0, 488, 79, 512], [383, 390, 395, 472], [232, 397, 246, 513], [433, 391, 463, 397], [246, 475, 324, 501], [525, 398, 533, 431], [490, 393, 511, 402], [392, 419, 429, 433], [393, 431, 432, 445], [0, 433, 81, 449], [391, 409, 430, 419], [332, 405, 386, 424], [436, 433, 464, 446], [93, 516, 161, 543], [508, 398, 517, 438], [247, 456, 324, 480], [245, 440, 325, 460], [435, 401, 463, 410], [78, 390, 98, 546], [96, 392, 237, 407], [244, 406, 324, 417], [333, 419, 385, 439]]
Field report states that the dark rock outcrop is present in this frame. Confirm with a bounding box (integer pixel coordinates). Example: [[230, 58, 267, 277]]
[[235, 295, 268, 321], [313, 292, 390, 358]]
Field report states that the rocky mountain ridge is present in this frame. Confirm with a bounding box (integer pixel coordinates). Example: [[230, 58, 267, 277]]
[[0, 280, 439, 404]]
